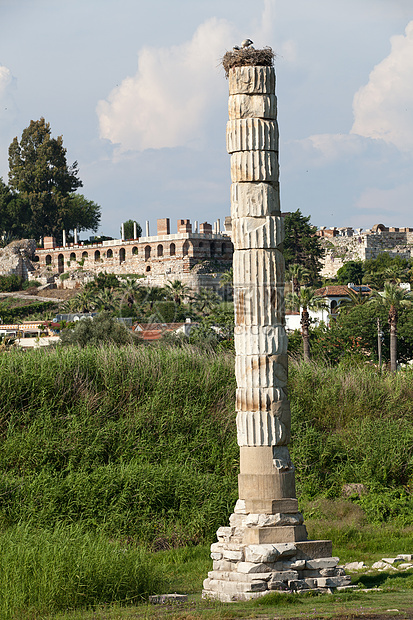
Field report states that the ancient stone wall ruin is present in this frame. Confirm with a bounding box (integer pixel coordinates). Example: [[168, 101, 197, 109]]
[[320, 229, 413, 278], [34, 218, 233, 291]]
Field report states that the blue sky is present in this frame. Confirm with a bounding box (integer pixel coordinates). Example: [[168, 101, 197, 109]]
[[1, 0, 412, 238]]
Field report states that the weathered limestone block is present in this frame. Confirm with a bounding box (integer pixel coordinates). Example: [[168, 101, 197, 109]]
[[294, 540, 333, 560], [243, 524, 308, 544], [229, 512, 247, 528], [237, 562, 271, 574], [204, 577, 268, 594], [232, 216, 284, 250], [209, 571, 271, 582], [316, 576, 351, 588], [240, 446, 293, 474], [235, 354, 288, 389], [202, 590, 267, 602], [236, 411, 289, 446], [245, 498, 299, 514], [269, 570, 299, 581], [234, 499, 247, 514], [226, 119, 279, 153], [306, 557, 339, 570], [281, 559, 306, 570], [216, 527, 233, 542], [244, 513, 303, 527], [222, 549, 244, 561], [234, 325, 288, 356], [231, 182, 280, 218], [268, 580, 289, 590], [238, 470, 296, 501], [230, 151, 279, 182], [229, 66, 275, 95], [213, 559, 235, 572], [288, 579, 312, 590], [320, 567, 340, 576], [233, 246, 284, 284], [228, 94, 277, 120], [244, 544, 280, 563]]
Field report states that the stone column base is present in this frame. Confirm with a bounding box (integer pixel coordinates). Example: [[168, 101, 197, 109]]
[[202, 504, 350, 602]]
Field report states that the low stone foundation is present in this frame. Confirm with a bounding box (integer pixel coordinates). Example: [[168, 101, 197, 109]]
[[202, 501, 351, 602]]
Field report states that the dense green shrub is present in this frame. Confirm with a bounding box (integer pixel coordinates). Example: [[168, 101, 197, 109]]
[[60, 312, 137, 347], [0, 274, 22, 292], [0, 299, 57, 323]]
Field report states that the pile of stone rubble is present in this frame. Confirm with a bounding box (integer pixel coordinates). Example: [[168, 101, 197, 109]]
[[343, 555, 413, 573], [203, 538, 413, 602]]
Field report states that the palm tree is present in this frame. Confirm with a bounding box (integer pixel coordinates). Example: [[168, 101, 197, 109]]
[[193, 288, 221, 317], [286, 263, 310, 296], [120, 277, 142, 308], [72, 290, 96, 313], [368, 282, 413, 372], [288, 287, 327, 362], [382, 265, 409, 285], [164, 280, 191, 305], [141, 286, 166, 311], [95, 288, 119, 313], [220, 267, 233, 287], [337, 287, 372, 312]]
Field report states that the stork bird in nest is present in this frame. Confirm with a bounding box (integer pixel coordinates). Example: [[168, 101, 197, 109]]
[[233, 39, 254, 51]]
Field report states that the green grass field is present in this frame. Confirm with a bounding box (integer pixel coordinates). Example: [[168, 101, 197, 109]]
[[0, 344, 411, 618]]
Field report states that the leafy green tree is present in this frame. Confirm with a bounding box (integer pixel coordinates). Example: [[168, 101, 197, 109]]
[[65, 194, 101, 234], [85, 272, 120, 292], [336, 261, 364, 285], [0, 177, 30, 239], [283, 210, 324, 284], [122, 219, 142, 240], [363, 254, 410, 289], [7, 118, 100, 241], [60, 312, 135, 347]]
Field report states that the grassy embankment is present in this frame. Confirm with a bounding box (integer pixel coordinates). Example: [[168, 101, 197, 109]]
[[0, 344, 412, 618]]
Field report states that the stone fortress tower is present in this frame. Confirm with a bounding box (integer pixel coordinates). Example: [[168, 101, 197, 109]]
[[202, 47, 350, 601]]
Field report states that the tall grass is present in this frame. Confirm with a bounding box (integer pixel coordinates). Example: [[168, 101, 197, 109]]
[[0, 344, 238, 544], [0, 522, 162, 619], [0, 346, 412, 542], [288, 360, 413, 523]]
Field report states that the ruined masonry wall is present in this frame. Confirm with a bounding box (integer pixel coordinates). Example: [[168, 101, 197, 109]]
[[34, 233, 233, 291], [321, 232, 413, 279]]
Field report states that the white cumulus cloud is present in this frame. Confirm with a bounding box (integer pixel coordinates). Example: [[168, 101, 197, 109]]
[[351, 20, 413, 151], [97, 18, 235, 153]]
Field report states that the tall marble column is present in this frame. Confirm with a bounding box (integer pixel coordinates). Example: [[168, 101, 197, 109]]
[[203, 53, 350, 602], [228, 65, 302, 538]]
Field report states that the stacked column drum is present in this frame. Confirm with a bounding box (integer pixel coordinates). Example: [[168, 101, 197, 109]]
[[229, 66, 300, 529], [202, 63, 350, 601]]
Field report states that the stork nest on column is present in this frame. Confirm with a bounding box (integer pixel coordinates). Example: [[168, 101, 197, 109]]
[[222, 47, 275, 78]]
